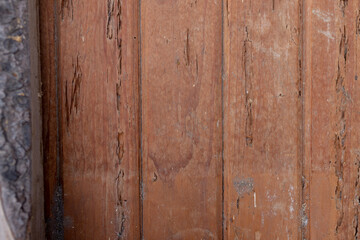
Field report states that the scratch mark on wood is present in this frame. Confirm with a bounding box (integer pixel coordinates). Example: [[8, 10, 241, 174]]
[[356, 11, 360, 37], [184, 29, 190, 66], [114, 1, 126, 238], [106, 0, 115, 39], [115, 169, 126, 239], [116, 82, 121, 110], [225, 0, 230, 26], [354, 151, 360, 239], [243, 26, 253, 147], [65, 55, 82, 126], [334, 25, 348, 235], [117, 131, 125, 164], [116, 0, 122, 47]]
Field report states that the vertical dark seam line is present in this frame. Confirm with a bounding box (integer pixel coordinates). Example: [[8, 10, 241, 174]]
[[299, 0, 306, 239], [54, 0, 64, 237], [54, 0, 60, 189], [138, 0, 144, 238], [221, 0, 225, 239]]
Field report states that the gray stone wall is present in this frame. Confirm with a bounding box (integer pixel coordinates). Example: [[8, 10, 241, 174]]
[[0, 0, 32, 238]]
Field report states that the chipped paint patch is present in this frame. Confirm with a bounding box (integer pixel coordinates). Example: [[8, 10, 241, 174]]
[[233, 177, 254, 197]]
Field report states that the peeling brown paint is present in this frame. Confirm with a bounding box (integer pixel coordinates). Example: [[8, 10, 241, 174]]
[[243, 26, 253, 147], [334, 24, 348, 235], [233, 178, 254, 197]]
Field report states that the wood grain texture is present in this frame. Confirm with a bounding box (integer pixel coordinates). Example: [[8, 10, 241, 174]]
[[39, 0, 360, 238], [60, 0, 140, 238], [141, 0, 223, 238], [40, 0, 140, 239], [29, 0, 46, 237], [303, 0, 360, 239], [223, 1, 302, 239], [39, 0, 58, 237]]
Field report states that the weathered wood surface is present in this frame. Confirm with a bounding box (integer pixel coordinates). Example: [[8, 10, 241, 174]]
[[303, 1, 360, 239], [141, 0, 222, 239], [40, 0, 360, 239], [223, 1, 302, 239], [39, 0, 59, 238], [40, 0, 140, 239]]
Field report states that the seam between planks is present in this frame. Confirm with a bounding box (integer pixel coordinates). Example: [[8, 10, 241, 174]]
[[54, 0, 65, 238], [138, 0, 143, 238], [221, 0, 225, 239]]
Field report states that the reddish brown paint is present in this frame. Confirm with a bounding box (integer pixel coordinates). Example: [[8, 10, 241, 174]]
[[224, 1, 302, 239], [41, 0, 140, 239], [39, 0, 57, 236], [141, 0, 222, 239], [303, 0, 360, 239], [40, 0, 360, 239]]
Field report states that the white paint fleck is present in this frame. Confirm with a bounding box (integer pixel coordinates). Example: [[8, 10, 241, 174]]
[[254, 192, 257, 208], [318, 30, 334, 40], [288, 185, 295, 219], [312, 9, 332, 23]]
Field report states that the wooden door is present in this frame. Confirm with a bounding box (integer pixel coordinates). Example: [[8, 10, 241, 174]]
[[40, 0, 360, 239]]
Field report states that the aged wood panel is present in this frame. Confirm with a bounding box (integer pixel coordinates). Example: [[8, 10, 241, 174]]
[[141, 0, 223, 239], [40, 0, 140, 239], [29, 0, 46, 237], [303, 1, 359, 239], [223, 1, 302, 239], [39, 0, 360, 239], [39, 0, 58, 237]]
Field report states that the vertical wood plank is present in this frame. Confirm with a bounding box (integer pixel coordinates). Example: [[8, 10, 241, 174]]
[[29, 0, 46, 237], [141, 0, 223, 239], [39, 0, 58, 237], [40, 0, 141, 238], [352, 5, 360, 238], [303, 1, 337, 238], [303, 0, 360, 239], [223, 1, 302, 239]]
